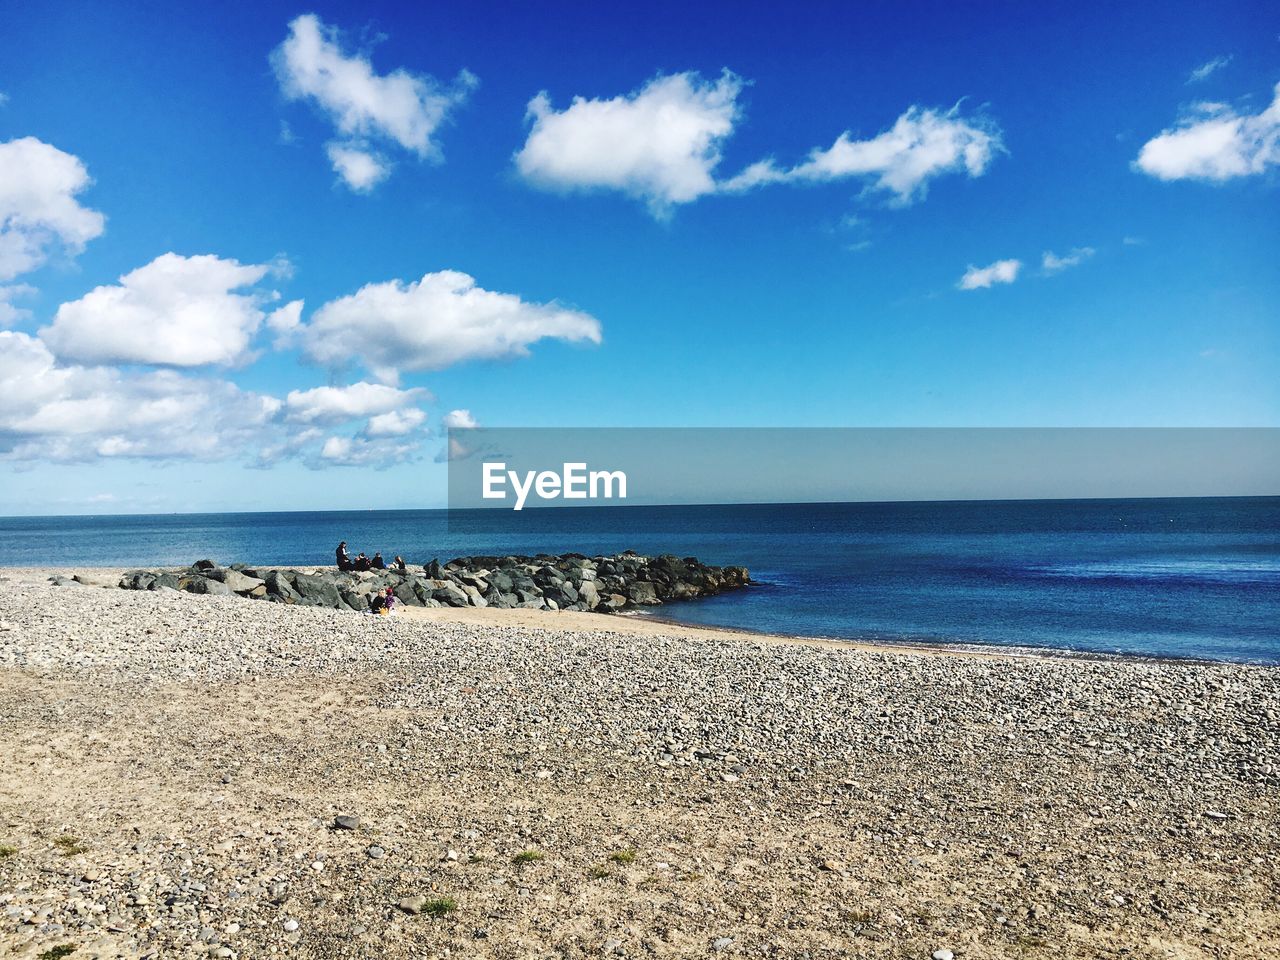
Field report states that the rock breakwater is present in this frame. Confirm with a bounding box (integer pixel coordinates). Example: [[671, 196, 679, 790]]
[[106, 552, 750, 613]]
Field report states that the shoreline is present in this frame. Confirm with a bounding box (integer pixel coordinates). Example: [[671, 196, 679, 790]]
[[3, 564, 1266, 669]]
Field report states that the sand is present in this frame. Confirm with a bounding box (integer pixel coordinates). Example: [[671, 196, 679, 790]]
[[0, 567, 1276, 959]]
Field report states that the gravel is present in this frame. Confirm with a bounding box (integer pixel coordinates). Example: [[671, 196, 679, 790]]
[[0, 567, 1277, 959]]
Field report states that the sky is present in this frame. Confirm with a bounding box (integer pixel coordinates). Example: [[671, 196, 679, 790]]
[[0, 0, 1277, 515]]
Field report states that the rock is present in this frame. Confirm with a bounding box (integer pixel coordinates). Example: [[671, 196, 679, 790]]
[[433, 583, 470, 608], [186, 576, 232, 596], [627, 581, 660, 605], [367, 845, 385, 859], [217, 569, 265, 594], [712, 937, 734, 951], [932, 951, 955, 960], [72, 573, 113, 587], [263, 571, 301, 603], [333, 815, 360, 831], [291, 573, 341, 607], [398, 896, 426, 915], [101, 550, 751, 618], [283, 919, 299, 932]]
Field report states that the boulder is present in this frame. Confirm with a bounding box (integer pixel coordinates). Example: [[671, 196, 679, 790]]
[[597, 593, 628, 612], [219, 569, 265, 594], [263, 570, 302, 604], [185, 576, 232, 596], [627, 581, 660, 605], [433, 583, 470, 607], [291, 573, 342, 607]]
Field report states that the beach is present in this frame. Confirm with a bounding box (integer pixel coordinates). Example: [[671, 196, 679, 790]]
[[0, 569, 1277, 959]]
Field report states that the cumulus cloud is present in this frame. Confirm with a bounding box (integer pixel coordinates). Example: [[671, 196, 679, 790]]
[[722, 104, 1002, 204], [515, 71, 1001, 215], [958, 259, 1021, 290], [325, 142, 390, 192], [1041, 247, 1095, 274], [300, 270, 602, 383], [515, 71, 744, 216], [0, 283, 36, 327], [0, 137, 105, 281], [364, 407, 426, 437], [282, 381, 427, 424], [40, 253, 284, 367], [442, 408, 477, 429], [1188, 55, 1232, 84], [272, 13, 476, 191], [318, 434, 417, 467], [1135, 83, 1280, 181], [0, 331, 280, 462]]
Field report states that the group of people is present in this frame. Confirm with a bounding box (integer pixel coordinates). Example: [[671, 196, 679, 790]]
[[335, 541, 407, 616], [335, 541, 407, 574]]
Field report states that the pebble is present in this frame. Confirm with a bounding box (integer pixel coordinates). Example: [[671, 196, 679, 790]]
[[283, 919, 299, 932], [333, 815, 360, 831], [367, 846, 385, 859], [932, 950, 955, 960], [399, 896, 426, 915]]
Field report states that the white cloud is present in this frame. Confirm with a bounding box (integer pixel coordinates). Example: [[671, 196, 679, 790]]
[[515, 72, 1001, 215], [325, 142, 390, 192], [318, 434, 416, 467], [1135, 83, 1280, 181], [1041, 247, 1095, 274], [283, 381, 426, 424], [364, 407, 427, 437], [1188, 55, 1232, 84], [300, 269, 602, 383], [434, 435, 475, 463], [272, 13, 476, 191], [722, 104, 1002, 204], [0, 331, 280, 462], [0, 283, 36, 327], [958, 259, 1021, 290], [40, 253, 283, 367], [515, 71, 744, 216], [0, 137, 105, 282], [442, 408, 477, 429]]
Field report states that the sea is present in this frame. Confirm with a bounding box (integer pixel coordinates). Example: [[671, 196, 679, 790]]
[[1, 496, 1277, 664]]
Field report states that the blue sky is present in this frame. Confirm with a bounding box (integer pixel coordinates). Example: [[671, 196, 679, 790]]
[[0, 0, 1277, 514]]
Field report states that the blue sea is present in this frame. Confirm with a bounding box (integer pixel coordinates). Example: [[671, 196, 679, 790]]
[[1, 497, 1277, 664]]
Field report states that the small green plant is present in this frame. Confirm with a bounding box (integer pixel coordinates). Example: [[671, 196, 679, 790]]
[[422, 897, 456, 917], [39, 946, 77, 960], [608, 848, 636, 864], [0, 844, 17, 859], [589, 865, 611, 879], [53, 836, 87, 856], [512, 849, 544, 865]]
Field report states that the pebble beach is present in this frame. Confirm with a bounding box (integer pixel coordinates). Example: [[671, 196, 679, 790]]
[[0, 568, 1277, 959]]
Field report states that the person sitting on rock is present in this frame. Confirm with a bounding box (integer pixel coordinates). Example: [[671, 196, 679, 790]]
[[353, 552, 372, 571], [371, 552, 386, 569], [335, 541, 353, 572], [392, 555, 407, 573]]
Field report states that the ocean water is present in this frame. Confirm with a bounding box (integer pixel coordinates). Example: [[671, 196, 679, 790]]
[[1, 497, 1277, 664]]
